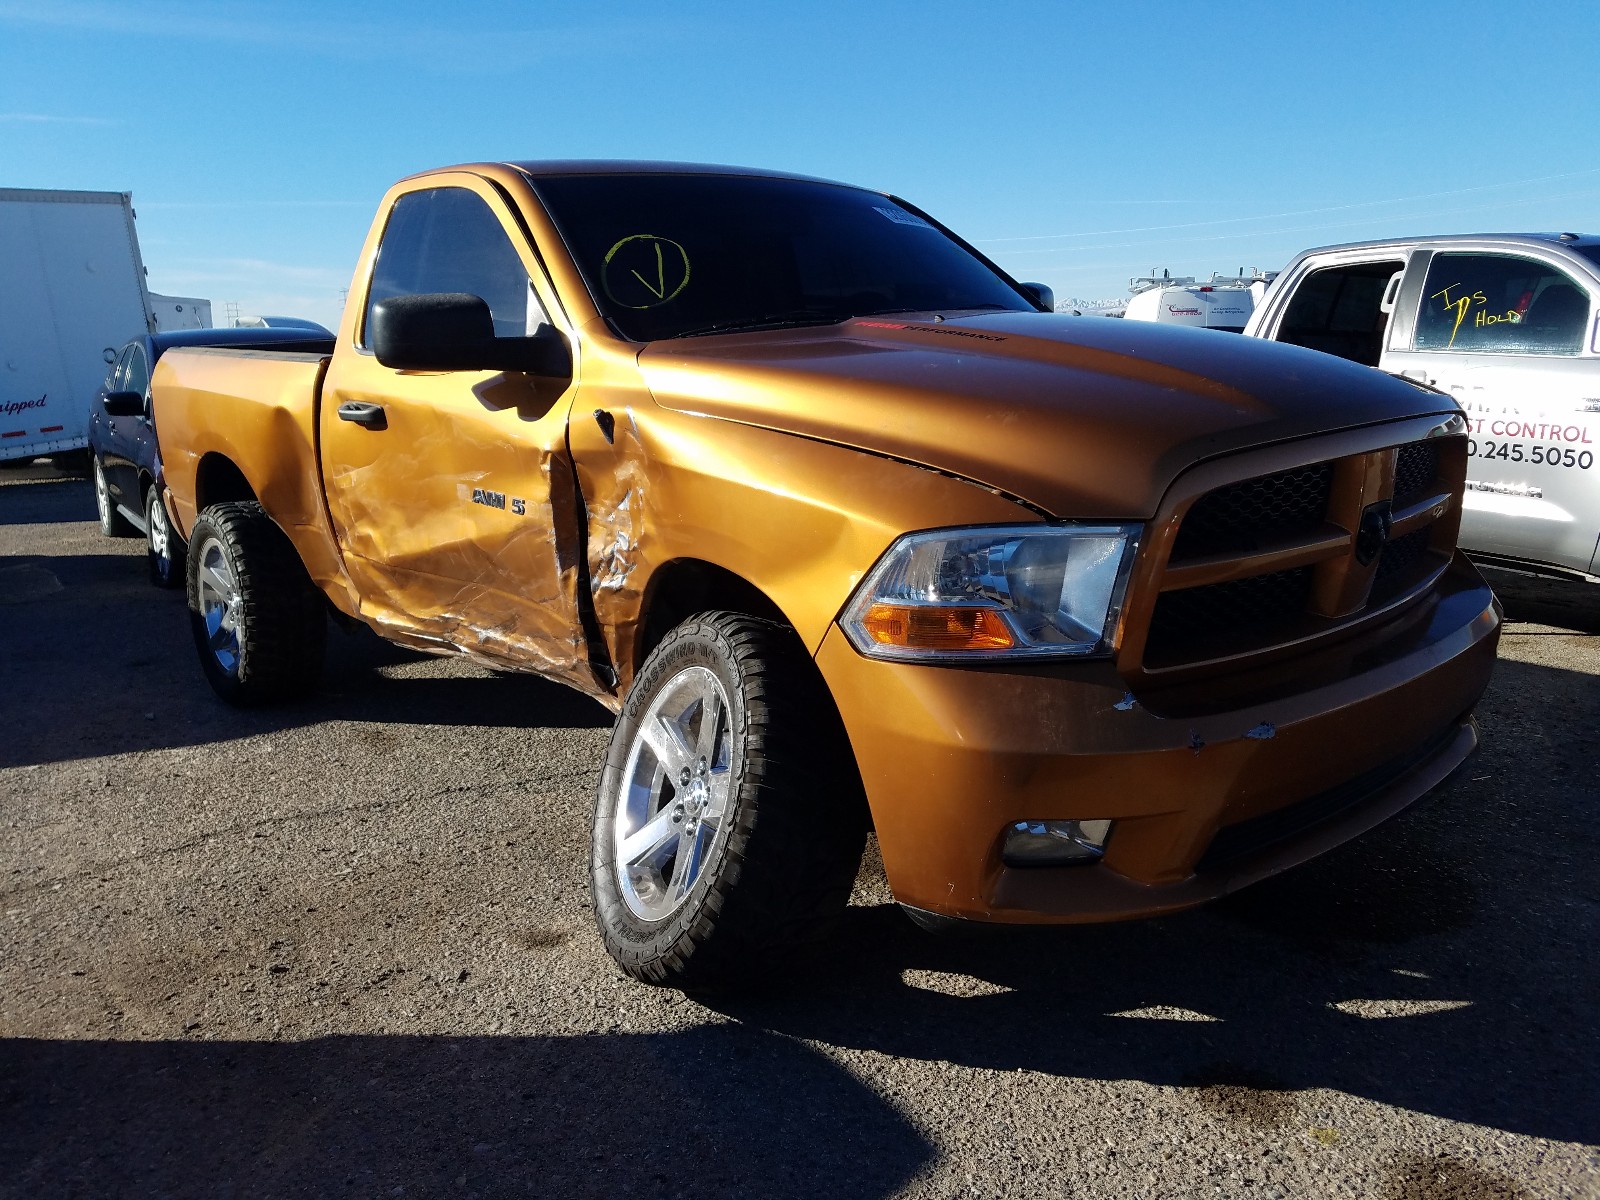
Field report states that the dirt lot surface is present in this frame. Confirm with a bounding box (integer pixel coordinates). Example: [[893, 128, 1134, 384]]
[[2, 468, 1597, 1199]]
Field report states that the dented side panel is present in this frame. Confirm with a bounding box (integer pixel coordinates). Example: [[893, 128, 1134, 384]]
[[305, 170, 600, 693], [566, 379, 1040, 691], [319, 353, 594, 687]]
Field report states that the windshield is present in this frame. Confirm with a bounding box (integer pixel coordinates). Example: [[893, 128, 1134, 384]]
[[530, 173, 1035, 341]]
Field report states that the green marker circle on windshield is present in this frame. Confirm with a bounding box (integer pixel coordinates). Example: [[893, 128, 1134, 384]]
[[602, 235, 691, 309]]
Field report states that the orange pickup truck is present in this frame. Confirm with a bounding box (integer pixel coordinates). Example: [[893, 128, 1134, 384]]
[[153, 161, 1500, 986]]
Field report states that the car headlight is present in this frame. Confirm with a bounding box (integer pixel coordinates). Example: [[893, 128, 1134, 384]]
[[841, 523, 1140, 662]]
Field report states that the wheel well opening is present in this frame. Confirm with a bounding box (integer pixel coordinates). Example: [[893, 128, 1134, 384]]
[[636, 560, 789, 667], [195, 454, 257, 511]]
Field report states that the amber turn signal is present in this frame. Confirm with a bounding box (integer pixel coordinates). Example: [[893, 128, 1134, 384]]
[[861, 604, 1016, 651]]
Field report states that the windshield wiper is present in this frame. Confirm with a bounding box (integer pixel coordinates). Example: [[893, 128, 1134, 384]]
[[672, 309, 846, 339]]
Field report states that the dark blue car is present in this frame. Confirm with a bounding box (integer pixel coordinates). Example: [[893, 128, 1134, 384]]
[[89, 325, 334, 586]]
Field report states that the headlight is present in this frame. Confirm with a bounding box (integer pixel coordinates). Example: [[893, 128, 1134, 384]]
[[841, 523, 1140, 662]]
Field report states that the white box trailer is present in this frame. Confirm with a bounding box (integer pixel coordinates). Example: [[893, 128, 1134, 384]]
[[149, 292, 212, 332], [0, 188, 155, 462]]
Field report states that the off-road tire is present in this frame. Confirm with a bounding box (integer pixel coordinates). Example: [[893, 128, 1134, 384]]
[[93, 456, 137, 537], [146, 485, 186, 589], [186, 501, 326, 705], [591, 612, 868, 989]]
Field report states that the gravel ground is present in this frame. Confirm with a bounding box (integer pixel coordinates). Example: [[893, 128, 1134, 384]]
[[2, 467, 1597, 1199]]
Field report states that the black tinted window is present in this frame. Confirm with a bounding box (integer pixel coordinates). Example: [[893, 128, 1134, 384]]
[[532, 173, 1033, 341], [124, 346, 150, 399], [364, 187, 538, 343], [104, 345, 133, 392], [1276, 261, 1403, 367], [1415, 253, 1590, 355]]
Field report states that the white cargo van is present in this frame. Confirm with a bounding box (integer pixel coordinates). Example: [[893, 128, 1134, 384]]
[[0, 188, 155, 463], [1123, 270, 1270, 333]]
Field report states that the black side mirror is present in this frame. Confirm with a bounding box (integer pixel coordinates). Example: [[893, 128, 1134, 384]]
[[1019, 282, 1055, 312], [101, 390, 144, 418], [370, 292, 571, 377]]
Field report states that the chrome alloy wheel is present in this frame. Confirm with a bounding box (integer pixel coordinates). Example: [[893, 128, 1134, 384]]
[[194, 535, 243, 676], [148, 493, 172, 568], [613, 665, 734, 922], [93, 458, 112, 526]]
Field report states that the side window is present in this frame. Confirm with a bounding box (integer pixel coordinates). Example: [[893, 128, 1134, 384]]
[[123, 346, 151, 401], [1275, 260, 1404, 367], [363, 187, 541, 345], [104, 346, 133, 392], [1414, 253, 1591, 355]]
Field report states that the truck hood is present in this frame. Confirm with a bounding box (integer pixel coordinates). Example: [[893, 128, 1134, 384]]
[[636, 312, 1457, 518]]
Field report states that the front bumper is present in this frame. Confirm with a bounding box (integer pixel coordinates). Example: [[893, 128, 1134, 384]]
[[814, 555, 1500, 922]]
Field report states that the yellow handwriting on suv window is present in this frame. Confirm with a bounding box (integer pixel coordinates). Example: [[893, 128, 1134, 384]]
[[1429, 282, 1488, 348]]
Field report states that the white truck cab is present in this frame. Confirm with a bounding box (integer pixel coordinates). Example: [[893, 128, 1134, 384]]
[[1246, 234, 1600, 583]]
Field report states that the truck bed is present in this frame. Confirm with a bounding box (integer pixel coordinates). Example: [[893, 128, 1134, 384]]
[[152, 345, 351, 604]]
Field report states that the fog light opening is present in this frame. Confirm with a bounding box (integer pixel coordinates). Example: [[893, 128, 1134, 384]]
[[1002, 819, 1113, 868]]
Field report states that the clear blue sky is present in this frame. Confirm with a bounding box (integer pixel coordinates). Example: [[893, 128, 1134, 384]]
[[4, 0, 1597, 328]]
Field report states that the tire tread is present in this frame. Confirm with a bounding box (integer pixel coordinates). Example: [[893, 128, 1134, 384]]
[[186, 501, 325, 705], [593, 612, 867, 988]]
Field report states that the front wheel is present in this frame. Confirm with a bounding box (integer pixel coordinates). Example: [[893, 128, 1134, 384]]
[[145, 485, 186, 589], [591, 612, 867, 988], [186, 501, 326, 705]]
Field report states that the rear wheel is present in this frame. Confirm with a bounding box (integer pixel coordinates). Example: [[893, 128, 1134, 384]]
[[93, 456, 136, 537], [591, 612, 867, 988], [186, 501, 326, 705], [145, 486, 186, 589]]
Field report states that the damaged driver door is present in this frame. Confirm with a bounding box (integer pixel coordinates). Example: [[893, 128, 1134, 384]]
[[319, 177, 596, 689]]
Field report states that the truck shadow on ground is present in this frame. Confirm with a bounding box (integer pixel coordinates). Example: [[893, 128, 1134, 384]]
[[0, 547, 612, 769], [1480, 565, 1600, 633], [5, 482, 1596, 1159], [0, 1025, 931, 1199], [709, 652, 1599, 1147], [714, 847, 1596, 1146]]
